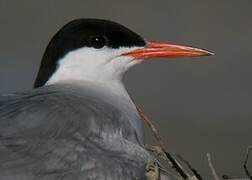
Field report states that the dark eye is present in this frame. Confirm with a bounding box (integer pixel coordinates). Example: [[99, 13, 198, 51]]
[[89, 36, 107, 49]]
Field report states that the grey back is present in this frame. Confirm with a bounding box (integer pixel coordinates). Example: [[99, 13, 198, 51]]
[[0, 84, 150, 180]]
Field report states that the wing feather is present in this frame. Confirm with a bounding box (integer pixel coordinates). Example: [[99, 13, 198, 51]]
[[0, 85, 151, 180]]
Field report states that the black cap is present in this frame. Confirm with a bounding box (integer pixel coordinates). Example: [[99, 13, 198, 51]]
[[34, 19, 146, 88]]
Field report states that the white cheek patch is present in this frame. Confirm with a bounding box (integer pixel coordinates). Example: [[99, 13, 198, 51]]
[[46, 46, 142, 86]]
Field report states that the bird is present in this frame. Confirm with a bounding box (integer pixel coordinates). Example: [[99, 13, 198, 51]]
[[0, 19, 212, 180]]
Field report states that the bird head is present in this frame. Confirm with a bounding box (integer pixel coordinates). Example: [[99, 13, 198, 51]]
[[34, 19, 213, 88]]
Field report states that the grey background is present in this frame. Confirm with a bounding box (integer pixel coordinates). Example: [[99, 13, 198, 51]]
[[0, 0, 251, 178]]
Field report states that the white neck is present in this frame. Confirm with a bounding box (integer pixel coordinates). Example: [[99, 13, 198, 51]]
[[46, 46, 140, 97]]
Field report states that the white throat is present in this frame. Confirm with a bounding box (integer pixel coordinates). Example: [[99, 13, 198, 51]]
[[46, 46, 141, 94]]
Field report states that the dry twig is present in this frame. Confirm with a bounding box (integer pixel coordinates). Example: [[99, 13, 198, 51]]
[[137, 107, 188, 179], [243, 146, 252, 180], [145, 144, 167, 161], [137, 107, 166, 150], [177, 155, 203, 180], [137, 105, 252, 180], [207, 153, 220, 180], [221, 146, 251, 180]]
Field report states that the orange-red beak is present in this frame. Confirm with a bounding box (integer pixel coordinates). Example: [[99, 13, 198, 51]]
[[123, 41, 213, 59]]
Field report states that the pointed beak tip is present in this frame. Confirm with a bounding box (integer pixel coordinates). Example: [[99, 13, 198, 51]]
[[201, 50, 215, 56]]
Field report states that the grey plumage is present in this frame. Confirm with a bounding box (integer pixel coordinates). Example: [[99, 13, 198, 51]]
[[0, 18, 190, 180], [0, 82, 152, 180]]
